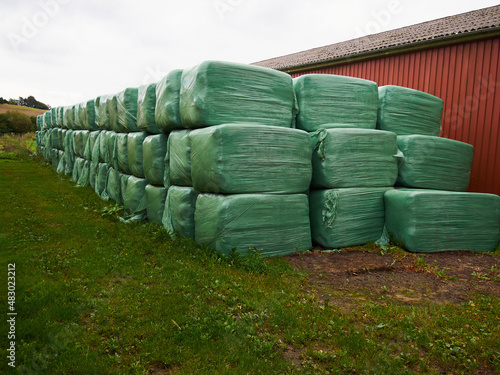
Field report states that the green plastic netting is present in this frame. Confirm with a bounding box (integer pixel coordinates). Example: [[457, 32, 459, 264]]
[[155, 69, 183, 133], [293, 74, 378, 131], [145, 184, 168, 226], [311, 128, 399, 188], [137, 83, 159, 134], [384, 189, 500, 253], [166, 130, 192, 187], [397, 135, 473, 191], [180, 61, 296, 129], [116, 133, 131, 175], [94, 97, 101, 129], [117, 88, 138, 132], [195, 193, 312, 257], [310, 187, 391, 248], [190, 124, 312, 194], [127, 132, 147, 178], [123, 176, 148, 221], [142, 134, 168, 186], [377, 85, 443, 136], [162, 186, 199, 239]]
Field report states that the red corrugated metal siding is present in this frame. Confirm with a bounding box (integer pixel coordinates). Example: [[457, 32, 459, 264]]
[[291, 37, 500, 195]]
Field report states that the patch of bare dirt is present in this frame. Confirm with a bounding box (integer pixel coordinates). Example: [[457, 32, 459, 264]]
[[285, 245, 500, 311]]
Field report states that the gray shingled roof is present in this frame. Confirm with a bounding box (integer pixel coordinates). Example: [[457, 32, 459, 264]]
[[253, 5, 500, 71]]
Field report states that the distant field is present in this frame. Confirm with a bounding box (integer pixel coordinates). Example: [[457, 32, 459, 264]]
[[0, 103, 46, 117]]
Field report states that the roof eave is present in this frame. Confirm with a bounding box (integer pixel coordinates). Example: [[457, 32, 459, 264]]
[[275, 26, 500, 74]]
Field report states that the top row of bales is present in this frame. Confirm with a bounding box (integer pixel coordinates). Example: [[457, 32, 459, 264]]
[[37, 61, 443, 137]]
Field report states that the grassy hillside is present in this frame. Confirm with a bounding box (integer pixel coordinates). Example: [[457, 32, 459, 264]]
[[0, 103, 46, 117]]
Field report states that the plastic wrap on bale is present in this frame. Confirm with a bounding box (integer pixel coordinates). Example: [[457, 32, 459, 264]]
[[108, 95, 122, 133], [107, 132, 119, 170], [180, 61, 296, 128], [77, 160, 90, 187], [190, 124, 312, 194], [384, 189, 500, 253], [162, 186, 199, 239], [99, 130, 110, 164], [165, 130, 192, 187], [195, 193, 312, 257], [95, 163, 110, 199], [310, 188, 391, 248], [396, 135, 473, 191], [116, 133, 131, 175], [137, 83, 159, 133], [293, 74, 378, 131], [106, 167, 123, 205], [145, 184, 168, 226], [98, 95, 111, 130], [155, 69, 183, 133], [311, 128, 399, 188], [117, 88, 138, 132], [127, 132, 148, 178], [123, 176, 148, 221], [143, 134, 168, 186], [377, 85, 443, 136], [63, 130, 74, 175]]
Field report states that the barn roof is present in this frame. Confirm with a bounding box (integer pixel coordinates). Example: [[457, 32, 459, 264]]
[[252, 5, 500, 72]]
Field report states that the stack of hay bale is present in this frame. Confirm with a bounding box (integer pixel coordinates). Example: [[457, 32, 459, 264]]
[[171, 61, 313, 257], [377, 86, 499, 252], [294, 74, 399, 248], [35, 60, 499, 255]]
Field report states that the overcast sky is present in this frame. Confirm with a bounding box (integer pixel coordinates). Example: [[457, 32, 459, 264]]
[[1, 0, 498, 107]]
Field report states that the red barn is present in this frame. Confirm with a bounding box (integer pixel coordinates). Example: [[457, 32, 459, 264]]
[[254, 5, 500, 195]]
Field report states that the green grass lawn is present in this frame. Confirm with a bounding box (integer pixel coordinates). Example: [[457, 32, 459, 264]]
[[0, 145, 499, 374]]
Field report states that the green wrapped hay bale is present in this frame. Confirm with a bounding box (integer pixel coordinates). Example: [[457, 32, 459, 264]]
[[63, 130, 74, 175], [71, 157, 84, 181], [56, 150, 65, 174], [385, 189, 500, 253], [94, 97, 101, 129], [166, 130, 191, 187], [294, 74, 378, 131], [106, 167, 123, 205], [190, 124, 312, 194], [145, 184, 168, 226], [163, 186, 199, 238], [155, 69, 183, 133], [85, 99, 97, 131], [89, 161, 98, 190], [143, 134, 168, 186], [310, 188, 391, 248], [195, 193, 312, 257], [377, 85, 443, 136], [64, 106, 74, 129], [137, 83, 159, 133], [95, 163, 110, 198], [107, 131, 119, 170], [123, 176, 148, 220], [77, 160, 90, 186], [120, 173, 130, 205], [44, 111, 52, 130], [311, 128, 399, 188], [180, 61, 296, 128], [116, 133, 131, 175], [127, 132, 147, 178], [396, 135, 473, 191], [108, 95, 122, 133], [57, 107, 64, 128], [99, 130, 111, 164], [117, 88, 138, 132], [98, 95, 111, 130], [36, 115, 42, 131], [51, 108, 57, 128], [84, 131, 101, 161]]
